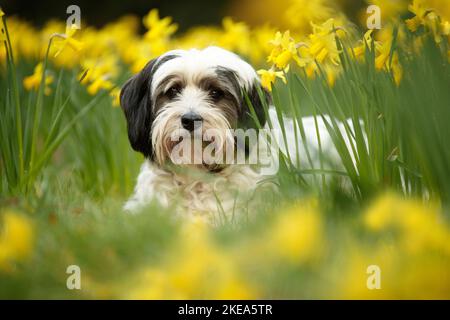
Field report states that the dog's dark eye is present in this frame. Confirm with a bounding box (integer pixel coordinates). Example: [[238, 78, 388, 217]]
[[209, 89, 224, 101], [166, 86, 181, 99]]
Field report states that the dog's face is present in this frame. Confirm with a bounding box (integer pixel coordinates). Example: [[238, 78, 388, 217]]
[[120, 46, 269, 170]]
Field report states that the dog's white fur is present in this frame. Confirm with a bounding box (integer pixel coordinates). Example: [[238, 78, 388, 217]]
[[151, 47, 257, 93], [124, 161, 262, 222]]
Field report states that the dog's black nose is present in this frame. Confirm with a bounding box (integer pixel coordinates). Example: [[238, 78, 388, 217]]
[[181, 112, 203, 131]]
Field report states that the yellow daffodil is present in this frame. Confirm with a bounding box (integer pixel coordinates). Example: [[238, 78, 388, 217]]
[[390, 52, 403, 86], [79, 56, 118, 84], [406, 0, 432, 32], [86, 76, 114, 95], [308, 19, 343, 65], [52, 25, 83, 57], [442, 20, 450, 35], [374, 40, 403, 85], [353, 30, 377, 59], [364, 193, 450, 255], [284, 0, 336, 34], [78, 56, 118, 96], [219, 17, 251, 55], [405, 0, 448, 43], [125, 219, 255, 299], [0, 210, 34, 272], [143, 9, 177, 42], [257, 68, 286, 92], [23, 62, 54, 95], [268, 202, 323, 263], [267, 31, 289, 62], [268, 30, 307, 69], [248, 24, 276, 63], [110, 88, 121, 107], [173, 26, 222, 50]]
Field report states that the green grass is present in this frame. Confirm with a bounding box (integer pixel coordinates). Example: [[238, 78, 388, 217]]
[[266, 32, 450, 205]]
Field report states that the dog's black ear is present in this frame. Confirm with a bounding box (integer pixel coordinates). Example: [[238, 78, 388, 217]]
[[120, 60, 157, 158], [121, 54, 179, 158], [240, 82, 271, 129]]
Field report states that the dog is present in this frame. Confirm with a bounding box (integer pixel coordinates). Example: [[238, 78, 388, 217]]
[[120, 46, 355, 223], [119, 46, 273, 223]]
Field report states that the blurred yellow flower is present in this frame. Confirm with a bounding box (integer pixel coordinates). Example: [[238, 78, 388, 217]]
[[390, 52, 403, 86], [268, 200, 323, 263], [442, 20, 450, 35], [337, 193, 450, 299], [219, 17, 251, 56], [52, 25, 83, 57], [285, 0, 337, 35], [0, 210, 34, 271], [81, 58, 118, 82], [405, 0, 449, 43], [143, 9, 178, 42], [23, 62, 54, 95], [308, 19, 343, 65], [257, 68, 286, 92], [249, 24, 277, 63], [126, 219, 255, 299], [86, 76, 114, 95], [353, 30, 376, 59], [406, 0, 432, 32], [337, 244, 396, 299], [110, 88, 121, 107], [367, 0, 409, 23], [364, 193, 450, 255], [374, 36, 403, 86], [41, 20, 65, 43], [174, 26, 221, 50], [339, 242, 450, 299], [79, 56, 118, 95], [140, 10, 178, 58], [267, 31, 306, 69]]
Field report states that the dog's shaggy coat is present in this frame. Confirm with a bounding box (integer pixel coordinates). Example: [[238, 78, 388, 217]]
[[120, 47, 271, 222]]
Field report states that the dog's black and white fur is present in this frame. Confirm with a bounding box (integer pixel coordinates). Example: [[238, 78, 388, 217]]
[[120, 46, 356, 222], [120, 47, 271, 221]]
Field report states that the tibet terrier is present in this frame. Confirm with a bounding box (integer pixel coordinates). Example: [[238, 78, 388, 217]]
[[119, 46, 276, 222]]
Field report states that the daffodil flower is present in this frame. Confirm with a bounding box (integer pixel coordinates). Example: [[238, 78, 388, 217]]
[[23, 62, 54, 95], [87, 76, 114, 95], [441, 21, 450, 36], [405, 0, 446, 43], [257, 68, 286, 92], [219, 17, 251, 55], [267, 31, 291, 65], [143, 9, 178, 42], [0, 210, 34, 272], [352, 30, 376, 59], [52, 25, 83, 57], [308, 19, 343, 65], [406, 0, 430, 32], [367, 34, 403, 86], [267, 200, 323, 263], [267, 30, 307, 69], [110, 88, 121, 107]]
